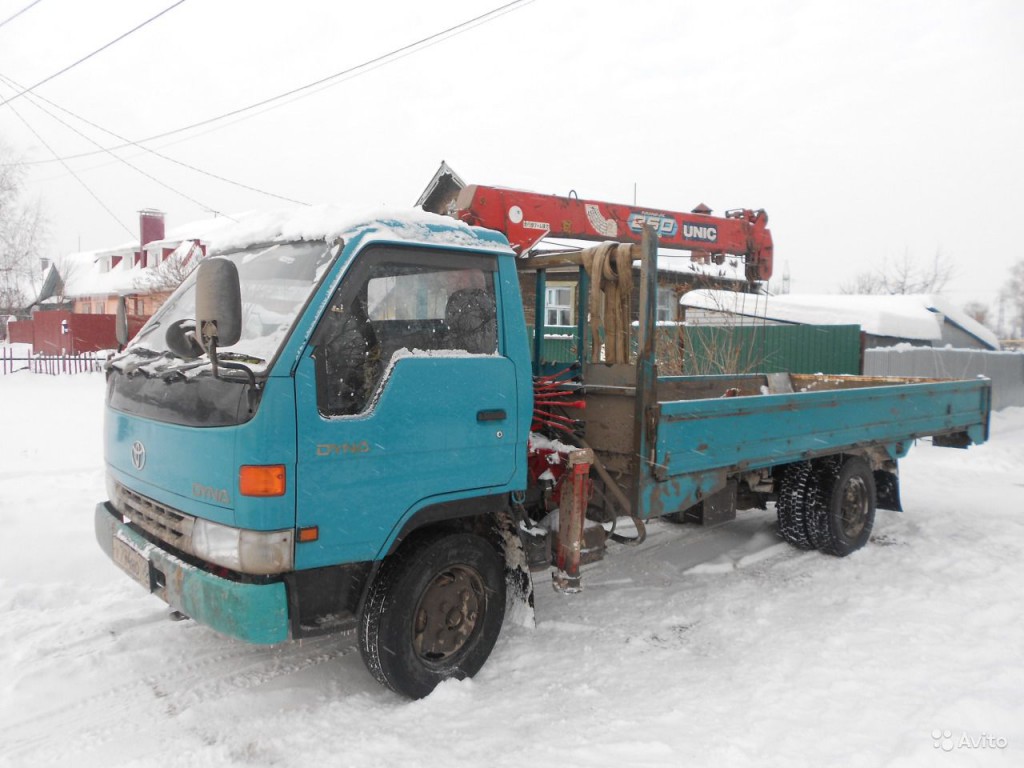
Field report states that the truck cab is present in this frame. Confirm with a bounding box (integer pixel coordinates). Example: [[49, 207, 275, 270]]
[[96, 213, 533, 697]]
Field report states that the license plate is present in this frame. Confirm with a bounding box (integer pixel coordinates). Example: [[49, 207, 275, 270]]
[[112, 536, 152, 592]]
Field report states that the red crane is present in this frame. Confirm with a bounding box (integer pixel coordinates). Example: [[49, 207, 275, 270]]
[[448, 184, 774, 282]]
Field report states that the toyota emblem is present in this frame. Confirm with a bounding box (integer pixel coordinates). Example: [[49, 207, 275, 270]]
[[131, 440, 146, 471]]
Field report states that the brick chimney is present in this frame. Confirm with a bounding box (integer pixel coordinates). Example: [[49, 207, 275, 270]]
[[139, 209, 165, 246], [137, 209, 165, 267]]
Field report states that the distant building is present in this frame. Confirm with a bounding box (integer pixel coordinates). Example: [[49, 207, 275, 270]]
[[680, 291, 1000, 351], [13, 210, 228, 354], [33, 210, 212, 318]]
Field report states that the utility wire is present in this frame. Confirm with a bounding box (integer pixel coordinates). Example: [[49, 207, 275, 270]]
[[10, 0, 532, 165], [2, 92, 135, 239], [0, 0, 186, 108], [104, 0, 532, 161], [0, 71, 308, 206], [0, 0, 43, 31], [0, 75, 239, 222]]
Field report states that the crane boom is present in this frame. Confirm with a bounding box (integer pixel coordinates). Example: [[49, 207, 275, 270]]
[[449, 184, 774, 281]]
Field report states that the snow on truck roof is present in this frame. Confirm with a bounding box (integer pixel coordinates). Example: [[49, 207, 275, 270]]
[[202, 206, 513, 255]]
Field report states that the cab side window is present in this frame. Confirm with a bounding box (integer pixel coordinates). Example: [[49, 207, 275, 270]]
[[313, 248, 498, 416]]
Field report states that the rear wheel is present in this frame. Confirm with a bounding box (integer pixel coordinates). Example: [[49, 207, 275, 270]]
[[810, 456, 876, 557], [358, 532, 506, 699], [775, 461, 820, 550]]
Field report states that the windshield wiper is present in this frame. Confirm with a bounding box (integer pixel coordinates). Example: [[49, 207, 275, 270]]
[[218, 351, 265, 364], [119, 346, 162, 359], [108, 346, 161, 373]]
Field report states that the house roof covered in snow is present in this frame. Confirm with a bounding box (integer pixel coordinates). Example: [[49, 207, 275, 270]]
[[680, 290, 1000, 350]]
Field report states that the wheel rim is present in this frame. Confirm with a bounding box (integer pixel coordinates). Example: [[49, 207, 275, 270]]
[[839, 476, 870, 538], [413, 565, 485, 663]]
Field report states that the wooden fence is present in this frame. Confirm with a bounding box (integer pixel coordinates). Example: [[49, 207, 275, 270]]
[[0, 348, 107, 376]]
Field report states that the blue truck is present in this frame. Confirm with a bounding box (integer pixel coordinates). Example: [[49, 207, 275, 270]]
[[95, 208, 991, 699]]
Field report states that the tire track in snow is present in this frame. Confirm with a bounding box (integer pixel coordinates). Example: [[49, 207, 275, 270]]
[[0, 631, 360, 765]]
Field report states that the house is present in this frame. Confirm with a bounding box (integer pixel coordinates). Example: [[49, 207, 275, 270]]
[[13, 210, 224, 354], [15, 203, 366, 353], [38, 210, 215, 317], [680, 290, 1001, 351]]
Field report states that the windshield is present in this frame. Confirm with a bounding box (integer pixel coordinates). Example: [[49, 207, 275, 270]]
[[117, 240, 336, 375]]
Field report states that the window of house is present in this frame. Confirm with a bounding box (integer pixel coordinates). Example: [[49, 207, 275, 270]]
[[656, 287, 677, 323], [545, 286, 573, 327]]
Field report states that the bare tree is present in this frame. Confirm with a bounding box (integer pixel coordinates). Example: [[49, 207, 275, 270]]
[[1, 140, 48, 316], [962, 300, 992, 329], [1001, 259, 1024, 339], [133, 240, 203, 295], [840, 249, 954, 295]]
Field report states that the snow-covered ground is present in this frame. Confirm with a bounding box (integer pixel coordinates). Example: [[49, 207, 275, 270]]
[[1, 371, 1021, 768]]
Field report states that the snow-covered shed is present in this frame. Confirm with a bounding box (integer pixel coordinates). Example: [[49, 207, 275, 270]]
[[680, 291, 1000, 351]]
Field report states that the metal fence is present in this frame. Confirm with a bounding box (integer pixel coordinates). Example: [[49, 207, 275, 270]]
[[679, 324, 862, 375], [865, 347, 1024, 410], [528, 323, 863, 376], [0, 348, 107, 376]]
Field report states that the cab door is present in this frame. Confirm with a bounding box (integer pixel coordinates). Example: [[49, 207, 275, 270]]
[[293, 245, 520, 568]]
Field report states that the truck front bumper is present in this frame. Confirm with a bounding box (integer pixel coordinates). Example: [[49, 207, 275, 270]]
[[94, 502, 289, 645]]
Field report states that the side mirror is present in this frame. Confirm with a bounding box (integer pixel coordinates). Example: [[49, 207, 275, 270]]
[[115, 297, 129, 348], [195, 258, 242, 350]]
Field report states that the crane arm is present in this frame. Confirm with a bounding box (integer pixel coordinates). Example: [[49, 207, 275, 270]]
[[450, 184, 773, 281]]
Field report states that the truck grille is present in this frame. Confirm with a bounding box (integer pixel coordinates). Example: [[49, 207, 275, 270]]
[[113, 482, 196, 556]]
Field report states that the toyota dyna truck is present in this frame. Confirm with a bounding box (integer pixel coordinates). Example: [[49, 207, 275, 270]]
[[96, 191, 991, 699]]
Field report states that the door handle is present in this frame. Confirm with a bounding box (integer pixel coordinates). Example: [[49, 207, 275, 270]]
[[477, 409, 506, 422]]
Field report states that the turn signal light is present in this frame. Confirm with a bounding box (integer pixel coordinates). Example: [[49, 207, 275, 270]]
[[239, 464, 286, 497]]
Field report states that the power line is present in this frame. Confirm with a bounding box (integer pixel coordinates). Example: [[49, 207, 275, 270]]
[[0, 75, 239, 223], [9, 0, 533, 165], [0, 0, 186, 108], [0, 71, 308, 206], [0, 0, 44, 31], [2, 93, 135, 239]]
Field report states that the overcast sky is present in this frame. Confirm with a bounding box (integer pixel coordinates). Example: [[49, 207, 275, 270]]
[[2, 0, 1022, 314]]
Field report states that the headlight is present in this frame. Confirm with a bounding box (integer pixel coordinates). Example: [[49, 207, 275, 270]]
[[191, 518, 294, 575]]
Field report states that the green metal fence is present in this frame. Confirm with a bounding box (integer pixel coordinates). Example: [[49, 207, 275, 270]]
[[529, 323, 862, 375], [679, 324, 862, 375], [528, 326, 580, 365]]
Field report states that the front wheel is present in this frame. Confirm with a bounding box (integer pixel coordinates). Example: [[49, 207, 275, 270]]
[[358, 532, 506, 699]]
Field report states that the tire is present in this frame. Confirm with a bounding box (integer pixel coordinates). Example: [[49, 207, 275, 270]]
[[805, 456, 841, 550], [809, 456, 876, 557], [358, 532, 506, 699], [775, 461, 820, 550]]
